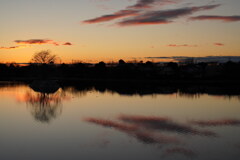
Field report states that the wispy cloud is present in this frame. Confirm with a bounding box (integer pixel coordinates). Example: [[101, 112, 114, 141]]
[[189, 15, 240, 22], [83, 0, 183, 25], [214, 43, 224, 46], [117, 4, 220, 26], [83, 10, 139, 23], [15, 39, 73, 46], [83, 0, 220, 26], [127, 0, 180, 9], [0, 46, 28, 50], [190, 119, 240, 127], [63, 42, 73, 46], [167, 44, 198, 47], [145, 56, 240, 63]]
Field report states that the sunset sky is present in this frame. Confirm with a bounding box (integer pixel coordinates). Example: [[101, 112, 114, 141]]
[[0, 0, 240, 63]]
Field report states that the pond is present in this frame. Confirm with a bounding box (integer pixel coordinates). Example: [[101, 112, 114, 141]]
[[0, 82, 240, 160]]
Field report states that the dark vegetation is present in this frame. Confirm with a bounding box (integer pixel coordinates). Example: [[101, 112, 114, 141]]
[[1, 50, 240, 83], [1, 60, 240, 83]]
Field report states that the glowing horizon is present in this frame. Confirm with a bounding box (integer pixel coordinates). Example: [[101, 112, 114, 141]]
[[0, 0, 240, 63]]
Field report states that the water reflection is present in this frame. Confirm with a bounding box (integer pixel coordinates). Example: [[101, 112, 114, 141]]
[[0, 82, 240, 160], [84, 117, 180, 145], [84, 115, 216, 145], [1, 82, 240, 100], [162, 147, 196, 158], [83, 114, 217, 156], [61, 82, 240, 99], [84, 114, 240, 158], [24, 91, 63, 123], [118, 115, 216, 136], [1, 82, 239, 125]]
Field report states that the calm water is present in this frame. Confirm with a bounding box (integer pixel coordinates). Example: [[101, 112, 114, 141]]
[[0, 83, 240, 160]]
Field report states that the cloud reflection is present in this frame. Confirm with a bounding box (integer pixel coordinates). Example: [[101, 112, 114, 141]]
[[119, 115, 216, 136], [84, 115, 222, 158], [84, 114, 219, 147], [163, 147, 196, 158], [84, 117, 180, 145]]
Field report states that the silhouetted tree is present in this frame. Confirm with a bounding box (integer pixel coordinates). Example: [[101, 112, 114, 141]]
[[31, 50, 58, 64], [145, 61, 154, 67], [118, 59, 126, 65], [95, 61, 106, 68], [167, 62, 178, 69]]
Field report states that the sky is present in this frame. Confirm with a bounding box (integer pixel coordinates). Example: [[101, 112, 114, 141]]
[[0, 0, 240, 63]]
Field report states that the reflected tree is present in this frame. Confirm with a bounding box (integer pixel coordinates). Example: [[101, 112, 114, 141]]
[[25, 91, 62, 123]]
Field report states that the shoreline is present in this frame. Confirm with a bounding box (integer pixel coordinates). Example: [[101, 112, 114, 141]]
[[1, 77, 240, 86], [1, 78, 240, 96]]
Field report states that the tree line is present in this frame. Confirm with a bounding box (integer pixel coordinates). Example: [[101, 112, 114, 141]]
[[1, 50, 240, 81]]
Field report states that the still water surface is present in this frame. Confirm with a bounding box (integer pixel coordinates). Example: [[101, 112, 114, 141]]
[[0, 83, 240, 160]]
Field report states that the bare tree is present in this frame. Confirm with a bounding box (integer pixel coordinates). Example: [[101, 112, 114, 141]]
[[31, 50, 58, 64]]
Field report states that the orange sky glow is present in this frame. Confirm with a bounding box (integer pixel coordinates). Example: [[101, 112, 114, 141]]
[[0, 0, 240, 63]]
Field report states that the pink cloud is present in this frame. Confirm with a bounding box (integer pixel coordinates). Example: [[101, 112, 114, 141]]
[[214, 43, 224, 46], [190, 15, 240, 22], [15, 39, 73, 46], [63, 42, 73, 46], [82, 10, 139, 24], [167, 44, 198, 47], [0, 46, 27, 50], [190, 119, 240, 127], [117, 4, 220, 26]]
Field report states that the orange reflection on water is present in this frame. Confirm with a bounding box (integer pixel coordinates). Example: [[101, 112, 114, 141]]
[[0, 84, 71, 123]]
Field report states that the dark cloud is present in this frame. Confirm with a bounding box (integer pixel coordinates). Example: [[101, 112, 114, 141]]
[[128, 0, 179, 9], [63, 42, 73, 46], [145, 56, 240, 63], [189, 15, 240, 22], [190, 119, 240, 127], [83, 0, 183, 25], [82, 10, 139, 23], [117, 4, 220, 26], [15, 39, 59, 46], [83, 0, 220, 26], [128, 0, 156, 9], [14, 39, 72, 46]]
